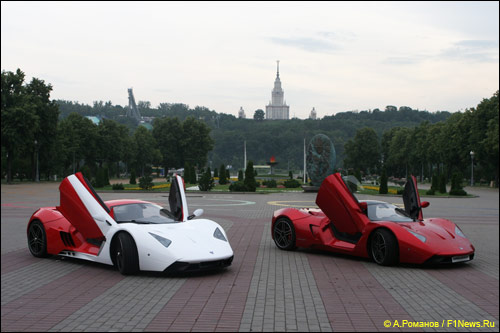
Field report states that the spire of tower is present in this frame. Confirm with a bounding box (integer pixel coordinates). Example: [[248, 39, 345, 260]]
[[277, 60, 280, 77]]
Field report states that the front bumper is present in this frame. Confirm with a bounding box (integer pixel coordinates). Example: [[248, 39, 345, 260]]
[[164, 256, 234, 273]]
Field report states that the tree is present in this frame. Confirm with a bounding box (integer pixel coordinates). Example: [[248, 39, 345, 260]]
[[449, 172, 467, 196], [344, 127, 380, 174], [379, 168, 388, 194], [152, 117, 184, 170], [129, 169, 137, 184], [97, 119, 128, 177], [57, 113, 98, 175], [244, 161, 257, 192], [253, 109, 265, 121], [198, 168, 214, 191], [24, 77, 59, 180], [182, 116, 214, 168], [1, 69, 39, 182], [133, 126, 159, 177], [218, 164, 227, 185]]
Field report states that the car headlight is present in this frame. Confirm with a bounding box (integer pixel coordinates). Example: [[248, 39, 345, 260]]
[[407, 229, 426, 243], [149, 232, 172, 248], [455, 225, 467, 238], [213, 227, 227, 242]]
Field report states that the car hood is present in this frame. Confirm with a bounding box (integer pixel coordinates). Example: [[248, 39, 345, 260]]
[[122, 218, 233, 262], [399, 218, 473, 255]]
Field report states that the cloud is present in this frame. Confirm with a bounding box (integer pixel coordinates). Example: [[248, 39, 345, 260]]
[[440, 39, 499, 62], [382, 56, 424, 65], [270, 36, 339, 54]]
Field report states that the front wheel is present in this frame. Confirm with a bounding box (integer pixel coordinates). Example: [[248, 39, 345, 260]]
[[273, 218, 296, 250], [112, 232, 139, 275], [27, 220, 49, 258], [370, 228, 398, 266]]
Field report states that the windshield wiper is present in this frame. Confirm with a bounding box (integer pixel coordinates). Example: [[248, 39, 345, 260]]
[[116, 220, 152, 224]]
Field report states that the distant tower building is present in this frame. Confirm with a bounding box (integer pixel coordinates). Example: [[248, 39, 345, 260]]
[[266, 61, 289, 120], [238, 107, 246, 119], [127, 88, 142, 123], [309, 107, 317, 120]]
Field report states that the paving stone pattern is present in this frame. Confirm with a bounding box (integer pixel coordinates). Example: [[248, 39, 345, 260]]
[[1, 184, 498, 331]]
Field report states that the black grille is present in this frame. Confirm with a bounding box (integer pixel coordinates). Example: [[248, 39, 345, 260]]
[[425, 253, 474, 265], [164, 256, 234, 273], [59, 231, 75, 247]]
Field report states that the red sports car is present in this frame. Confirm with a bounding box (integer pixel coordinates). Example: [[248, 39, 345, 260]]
[[271, 173, 474, 265]]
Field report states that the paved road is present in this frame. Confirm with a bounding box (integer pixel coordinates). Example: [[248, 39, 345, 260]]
[[1, 182, 498, 332]]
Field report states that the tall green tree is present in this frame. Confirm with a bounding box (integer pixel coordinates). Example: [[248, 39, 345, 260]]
[[253, 109, 265, 121], [344, 127, 380, 174], [97, 118, 129, 177], [1, 69, 38, 182], [24, 77, 59, 180], [182, 116, 214, 168], [152, 117, 184, 170], [244, 161, 257, 192], [57, 113, 98, 175], [133, 126, 161, 177], [218, 164, 227, 184]]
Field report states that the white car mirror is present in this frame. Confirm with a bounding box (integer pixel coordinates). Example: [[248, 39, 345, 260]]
[[188, 208, 204, 220]]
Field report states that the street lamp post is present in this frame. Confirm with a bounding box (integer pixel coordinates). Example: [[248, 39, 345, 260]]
[[34, 140, 39, 182], [470, 151, 474, 186]]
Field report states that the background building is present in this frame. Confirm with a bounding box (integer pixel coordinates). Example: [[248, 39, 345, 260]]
[[238, 107, 246, 119], [266, 61, 289, 120], [309, 107, 317, 120]]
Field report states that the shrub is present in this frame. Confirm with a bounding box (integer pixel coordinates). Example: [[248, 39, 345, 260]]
[[229, 181, 248, 192], [262, 179, 277, 188], [219, 164, 228, 185], [284, 179, 300, 188], [139, 175, 154, 190], [450, 172, 467, 196], [129, 169, 137, 184], [112, 183, 124, 190], [449, 188, 467, 196], [238, 169, 244, 181], [289, 171, 293, 179], [198, 168, 214, 191], [244, 161, 257, 192], [379, 169, 388, 194]]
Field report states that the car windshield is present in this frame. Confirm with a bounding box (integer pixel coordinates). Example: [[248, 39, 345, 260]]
[[113, 203, 177, 224], [366, 202, 413, 222]]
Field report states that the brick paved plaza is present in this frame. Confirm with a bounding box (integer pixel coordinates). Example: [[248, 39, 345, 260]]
[[1, 182, 498, 331]]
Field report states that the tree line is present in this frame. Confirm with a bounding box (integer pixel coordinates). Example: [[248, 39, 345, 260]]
[[344, 91, 499, 187], [2, 68, 498, 187], [1, 69, 213, 183]]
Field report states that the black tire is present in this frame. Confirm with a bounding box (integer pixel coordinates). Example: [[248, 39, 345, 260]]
[[27, 220, 49, 258], [370, 228, 398, 266], [273, 218, 296, 250], [112, 232, 139, 275]]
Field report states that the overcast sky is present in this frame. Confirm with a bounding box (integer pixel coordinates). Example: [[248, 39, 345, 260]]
[[2, 1, 499, 119]]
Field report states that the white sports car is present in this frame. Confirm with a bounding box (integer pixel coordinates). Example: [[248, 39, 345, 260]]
[[27, 173, 234, 275]]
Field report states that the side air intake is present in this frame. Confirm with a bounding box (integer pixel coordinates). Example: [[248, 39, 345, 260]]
[[59, 231, 75, 247]]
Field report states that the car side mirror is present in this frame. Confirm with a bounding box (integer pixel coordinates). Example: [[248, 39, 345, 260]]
[[359, 202, 368, 214], [421, 201, 430, 208], [188, 208, 204, 220]]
